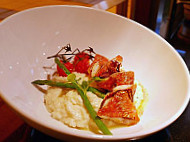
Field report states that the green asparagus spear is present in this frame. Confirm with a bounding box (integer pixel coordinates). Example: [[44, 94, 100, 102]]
[[32, 80, 105, 99], [54, 57, 70, 75], [32, 80, 75, 88], [88, 87, 105, 99]]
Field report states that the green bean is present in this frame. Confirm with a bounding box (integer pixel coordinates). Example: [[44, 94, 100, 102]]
[[88, 87, 105, 99], [32, 80, 105, 99], [54, 57, 70, 75], [32, 80, 75, 88]]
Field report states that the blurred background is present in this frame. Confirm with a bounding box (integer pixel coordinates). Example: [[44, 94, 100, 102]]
[[0, 0, 190, 141]]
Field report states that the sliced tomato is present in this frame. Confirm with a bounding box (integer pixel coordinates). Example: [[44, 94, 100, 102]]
[[57, 61, 73, 77], [73, 52, 90, 74]]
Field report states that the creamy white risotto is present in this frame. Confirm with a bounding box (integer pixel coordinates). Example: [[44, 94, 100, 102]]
[[44, 72, 148, 130]]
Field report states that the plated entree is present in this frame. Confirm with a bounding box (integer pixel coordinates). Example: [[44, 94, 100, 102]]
[[32, 44, 148, 135]]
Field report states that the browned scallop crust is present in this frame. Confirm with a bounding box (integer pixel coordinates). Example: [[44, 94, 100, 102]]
[[98, 89, 140, 126]]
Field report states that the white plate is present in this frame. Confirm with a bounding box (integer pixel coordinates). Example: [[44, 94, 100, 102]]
[[0, 5, 189, 141]]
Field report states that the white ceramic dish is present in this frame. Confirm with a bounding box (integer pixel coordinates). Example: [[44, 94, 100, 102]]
[[0, 5, 189, 141]]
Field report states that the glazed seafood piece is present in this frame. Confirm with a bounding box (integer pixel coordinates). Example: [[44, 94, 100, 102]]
[[88, 54, 123, 78], [96, 71, 135, 91], [88, 53, 135, 92], [98, 87, 139, 126]]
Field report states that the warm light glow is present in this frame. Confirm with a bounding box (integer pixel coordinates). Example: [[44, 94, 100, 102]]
[[107, 6, 117, 13], [127, 0, 132, 18]]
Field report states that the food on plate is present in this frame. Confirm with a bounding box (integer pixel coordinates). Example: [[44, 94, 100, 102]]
[[32, 44, 148, 135]]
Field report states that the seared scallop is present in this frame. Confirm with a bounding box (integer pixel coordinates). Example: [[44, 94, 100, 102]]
[[98, 89, 139, 126]]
